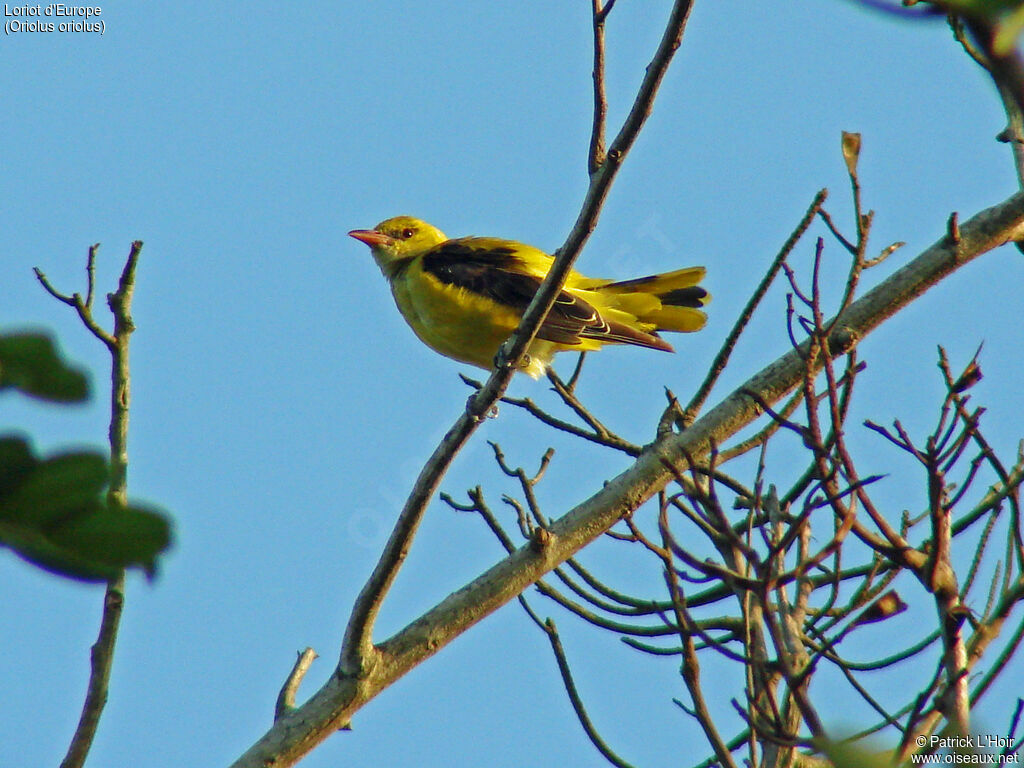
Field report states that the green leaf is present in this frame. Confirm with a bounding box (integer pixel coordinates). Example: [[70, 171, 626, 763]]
[[0, 436, 38, 505], [0, 331, 90, 403], [0, 506, 123, 582], [0, 439, 173, 583], [814, 736, 900, 768], [0, 500, 172, 583], [944, 0, 1024, 15], [51, 501, 172, 579], [0, 451, 109, 526], [994, 4, 1024, 55]]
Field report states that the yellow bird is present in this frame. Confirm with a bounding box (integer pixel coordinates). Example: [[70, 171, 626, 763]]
[[349, 216, 709, 378]]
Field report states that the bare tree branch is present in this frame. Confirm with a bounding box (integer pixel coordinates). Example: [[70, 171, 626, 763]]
[[337, 0, 697, 681], [275, 649, 319, 722], [39, 242, 144, 768], [684, 189, 828, 424], [230, 180, 1024, 768], [541, 618, 637, 768]]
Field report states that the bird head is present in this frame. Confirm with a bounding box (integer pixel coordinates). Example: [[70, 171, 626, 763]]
[[349, 216, 447, 271]]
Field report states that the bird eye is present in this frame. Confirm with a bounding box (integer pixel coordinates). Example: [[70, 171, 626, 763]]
[[401, 228, 415, 239]]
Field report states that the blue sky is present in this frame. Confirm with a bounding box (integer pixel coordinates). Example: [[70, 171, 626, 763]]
[[3, 1, 1023, 766]]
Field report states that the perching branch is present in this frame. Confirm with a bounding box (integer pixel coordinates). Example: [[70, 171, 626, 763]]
[[232, 183, 1024, 768], [337, 0, 697, 680]]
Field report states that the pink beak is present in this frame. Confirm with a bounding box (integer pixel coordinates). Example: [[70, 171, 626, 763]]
[[348, 229, 394, 247]]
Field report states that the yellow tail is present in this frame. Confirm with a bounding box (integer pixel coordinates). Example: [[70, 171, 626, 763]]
[[593, 267, 709, 333]]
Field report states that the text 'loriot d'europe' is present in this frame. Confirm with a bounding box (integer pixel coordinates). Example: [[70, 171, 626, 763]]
[[4, 4, 100, 16], [3, 4, 102, 33]]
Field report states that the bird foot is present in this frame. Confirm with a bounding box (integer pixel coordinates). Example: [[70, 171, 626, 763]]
[[465, 394, 500, 421]]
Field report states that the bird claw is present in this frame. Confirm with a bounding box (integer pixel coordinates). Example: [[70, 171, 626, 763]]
[[464, 393, 500, 422], [492, 348, 531, 373], [492, 350, 510, 371], [465, 393, 481, 420]]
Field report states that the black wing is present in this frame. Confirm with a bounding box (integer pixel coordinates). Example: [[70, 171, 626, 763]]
[[422, 239, 672, 350], [421, 240, 602, 345]]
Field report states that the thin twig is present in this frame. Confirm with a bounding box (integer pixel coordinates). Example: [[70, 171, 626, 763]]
[[275, 648, 319, 721], [657, 504, 740, 768], [52, 241, 143, 768], [234, 177, 1024, 768], [34, 245, 117, 350], [589, 0, 609, 174], [542, 618, 637, 768], [546, 367, 614, 438], [684, 189, 828, 423]]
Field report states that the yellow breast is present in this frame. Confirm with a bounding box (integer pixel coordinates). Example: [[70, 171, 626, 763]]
[[388, 260, 568, 377]]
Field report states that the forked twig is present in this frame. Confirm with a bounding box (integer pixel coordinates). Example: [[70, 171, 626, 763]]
[[38, 242, 144, 768]]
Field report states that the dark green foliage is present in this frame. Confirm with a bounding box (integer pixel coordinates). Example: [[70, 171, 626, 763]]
[[0, 331, 89, 403], [1, 329, 172, 582], [0, 437, 172, 582]]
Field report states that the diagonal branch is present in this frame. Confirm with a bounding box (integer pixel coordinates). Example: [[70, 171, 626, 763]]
[[589, 0, 611, 174], [338, 0, 697, 679], [232, 184, 1024, 768]]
